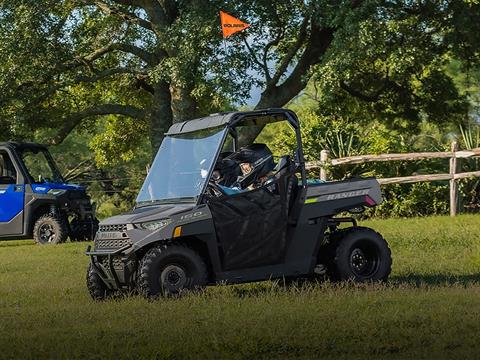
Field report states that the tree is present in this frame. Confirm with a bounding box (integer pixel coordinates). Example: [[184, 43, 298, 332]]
[[305, 0, 480, 133], [0, 0, 241, 151], [1, 0, 479, 155]]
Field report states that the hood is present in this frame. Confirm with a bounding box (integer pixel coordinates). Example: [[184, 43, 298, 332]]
[[31, 182, 85, 194], [100, 204, 195, 226]]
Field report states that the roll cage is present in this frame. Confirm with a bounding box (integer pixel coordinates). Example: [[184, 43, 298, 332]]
[[166, 108, 307, 204], [0, 142, 65, 185]]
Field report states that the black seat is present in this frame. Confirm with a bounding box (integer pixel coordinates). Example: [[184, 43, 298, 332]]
[[274, 155, 291, 173], [270, 155, 298, 216]]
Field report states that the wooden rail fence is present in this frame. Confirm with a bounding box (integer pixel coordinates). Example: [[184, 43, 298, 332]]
[[305, 141, 480, 216]]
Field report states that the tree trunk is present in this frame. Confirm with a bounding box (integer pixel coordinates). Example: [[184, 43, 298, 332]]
[[170, 81, 198, 122], [239, 26, 336, 146], [149, 80, 173, 154], [237, 87, 282, 147]]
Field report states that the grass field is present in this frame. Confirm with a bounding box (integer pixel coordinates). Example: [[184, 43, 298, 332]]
[[1, 215, 480, 359]]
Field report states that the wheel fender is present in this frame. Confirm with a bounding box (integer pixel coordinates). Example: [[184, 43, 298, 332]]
[[24, 198, 61, 235]]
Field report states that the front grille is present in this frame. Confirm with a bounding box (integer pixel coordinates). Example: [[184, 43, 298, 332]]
[[95, 238, 132, 250], [99, 224, 127, 232], [67, 190, 87, 200], [101, 257, 124, 270]]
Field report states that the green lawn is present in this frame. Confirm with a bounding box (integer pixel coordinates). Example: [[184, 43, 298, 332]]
[[1, 215, 480, 359]]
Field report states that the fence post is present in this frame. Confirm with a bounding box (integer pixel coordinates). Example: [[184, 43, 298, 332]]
[[449, 141, 458, 217], [320, 150, 330, 181]]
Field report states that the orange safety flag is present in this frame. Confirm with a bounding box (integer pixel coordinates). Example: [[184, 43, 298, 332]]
[[220, 10, 250, 38]]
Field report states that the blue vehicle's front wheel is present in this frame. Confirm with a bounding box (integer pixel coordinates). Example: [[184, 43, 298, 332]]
[[33, 214, 68, 245]]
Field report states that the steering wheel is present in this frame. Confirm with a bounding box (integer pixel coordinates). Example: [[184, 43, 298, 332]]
[[207, 181, 227, 197]]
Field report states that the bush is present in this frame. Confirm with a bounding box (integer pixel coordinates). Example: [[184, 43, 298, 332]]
[[95, 193, 133, 220], [366, 183, 449, 218]]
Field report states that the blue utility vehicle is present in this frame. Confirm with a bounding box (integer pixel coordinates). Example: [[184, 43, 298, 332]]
[[0, 142, 97, 244]]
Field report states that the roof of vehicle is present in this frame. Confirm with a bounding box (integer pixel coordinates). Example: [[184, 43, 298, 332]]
[[0, 142, 48, 151], [165, 108, 299, 135]]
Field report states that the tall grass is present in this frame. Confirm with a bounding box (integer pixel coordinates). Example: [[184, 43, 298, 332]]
[[1, 215, 480, 359]]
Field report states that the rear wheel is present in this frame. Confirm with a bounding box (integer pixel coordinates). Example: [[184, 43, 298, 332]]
[[328, 227, 392, 282], [33, 214, 68, 244], [138, 244, 208, 298]]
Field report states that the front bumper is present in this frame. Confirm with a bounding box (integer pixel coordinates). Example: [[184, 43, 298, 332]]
[[70, 198, 96, 219], [86, 244, 136, 290]]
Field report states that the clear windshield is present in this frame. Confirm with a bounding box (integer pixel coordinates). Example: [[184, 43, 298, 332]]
[[136, 127, 226, 205], [21, 149, 64, 184]]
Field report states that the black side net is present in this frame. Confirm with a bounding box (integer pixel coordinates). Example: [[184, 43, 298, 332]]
[[207, 179, 289, 271]]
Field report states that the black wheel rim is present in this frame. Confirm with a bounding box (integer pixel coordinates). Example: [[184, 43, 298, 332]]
[[349, 240, 380, 278], [160, 264, 188, 294], [38, 224, 56, 244]]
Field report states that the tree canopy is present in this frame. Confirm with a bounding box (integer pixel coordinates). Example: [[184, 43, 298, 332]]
[[0, 0, 479, 158]]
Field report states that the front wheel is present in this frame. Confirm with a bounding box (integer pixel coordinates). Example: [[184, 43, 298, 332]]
[[328, 227, 392, 282], [86, 263, 113, 300], [138, 244, 208, 298], [33, 214, 68, 244]]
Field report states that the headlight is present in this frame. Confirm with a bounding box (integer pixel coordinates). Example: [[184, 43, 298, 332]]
[[47, 189, 67, 196], [136, 219, 172, 231]]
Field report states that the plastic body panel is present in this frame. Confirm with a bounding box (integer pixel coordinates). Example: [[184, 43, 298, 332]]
[[0, 185, 25, 222], [304, 177, 382, 216]]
